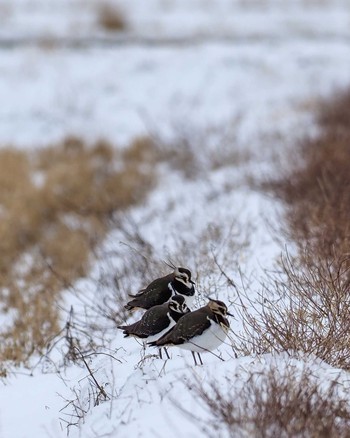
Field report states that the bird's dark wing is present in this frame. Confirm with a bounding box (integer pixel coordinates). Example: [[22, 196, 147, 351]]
[[125, 291, 170, 310], [128, 288, 146, 298], [155, 309, 210, 346], [125, 274, 174, 309], [127, 273, 174, 298], [119, 304, 170, 338]]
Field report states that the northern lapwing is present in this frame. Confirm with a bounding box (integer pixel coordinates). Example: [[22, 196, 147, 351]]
[[149, 299, 232, 365], [118, 295, 191, 358], [124, 267, 195, 311]]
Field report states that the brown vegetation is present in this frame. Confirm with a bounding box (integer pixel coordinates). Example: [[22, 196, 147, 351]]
[[264, 89, 350, 266], [97, 3, 127, 32], [235, 251, 350, 369], [241, 87, 350, 369], [0, 136, 155, 368], [185, 365, 350, 438]]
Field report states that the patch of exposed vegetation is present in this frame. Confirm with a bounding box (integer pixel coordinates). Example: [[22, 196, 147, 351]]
[[185, 364, 350, 438], [0, 136, 155, 367], [263, 88, 350, 266], [97, 2, 127, 32], [238, 87, 350, 369]]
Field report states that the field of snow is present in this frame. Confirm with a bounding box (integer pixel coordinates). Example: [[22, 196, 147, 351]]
[[1, 1, 350, 437]]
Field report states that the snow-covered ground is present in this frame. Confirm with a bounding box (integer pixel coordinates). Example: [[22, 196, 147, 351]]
[[1, 1, 350, 148], [1, 1, 350, 437]]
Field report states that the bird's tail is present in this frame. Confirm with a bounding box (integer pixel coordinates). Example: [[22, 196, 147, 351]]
[[128, 287, 146, 298], [147, 340, 158, 347], [117, 326, 130, 337], [124, 301, 144, 311]]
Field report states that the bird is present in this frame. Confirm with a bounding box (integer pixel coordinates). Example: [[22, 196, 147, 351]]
[[118, 295, 191, 358], [149, 299, 233, 365], [124, 267, 195, 311]]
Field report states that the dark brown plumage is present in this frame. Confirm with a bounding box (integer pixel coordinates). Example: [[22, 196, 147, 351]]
[[149, 299, 232, 365], [124, 267, 195, 311], [118, 295, 190, 342]]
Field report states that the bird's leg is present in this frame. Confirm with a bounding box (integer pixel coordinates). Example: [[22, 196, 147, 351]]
[[191, 351, 198, 366], [164, 347, 170, 359], [159, 348, 163, 359], [197, 353, 203, 366]]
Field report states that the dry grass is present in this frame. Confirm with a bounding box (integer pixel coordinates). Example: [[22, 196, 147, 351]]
[[243, 87, 350, 369], [236, 251, 350, 369], [184, 364, 350, 438], [97, 2, 127, 32], [263, 88, 350, 266], [317, 88, 350, 133], [0, 136, 155, 368]]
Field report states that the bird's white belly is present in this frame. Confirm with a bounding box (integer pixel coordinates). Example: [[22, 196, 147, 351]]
[[179, 320, 228, 353], [143, 316, 176, 344]]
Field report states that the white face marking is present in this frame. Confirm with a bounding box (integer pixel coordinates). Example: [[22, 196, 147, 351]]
[[209, 301, 228, 315], [176, 276, 191, 287], [168, 285, 194, 308], [169, 301, 190, 314], [174, 268, 194, 289]]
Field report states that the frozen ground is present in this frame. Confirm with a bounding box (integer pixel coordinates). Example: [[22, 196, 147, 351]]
[[1, 1, 350, 437]]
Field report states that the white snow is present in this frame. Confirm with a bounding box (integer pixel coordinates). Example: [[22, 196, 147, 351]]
[[1, 0, 350, 437]]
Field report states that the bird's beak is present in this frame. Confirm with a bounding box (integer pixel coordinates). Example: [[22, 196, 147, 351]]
[[227, 311, 234, 317], [190, 280, 195, 285]]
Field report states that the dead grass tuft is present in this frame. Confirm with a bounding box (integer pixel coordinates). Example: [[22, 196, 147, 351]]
[[97, 2, 127, 32], [317, 88, 350, 134], [250, 87, 350, 369], [184, 364, 350, 438], [0, 136, 155, 367], [236, 251, 350, 369], [263, 88, 350, 266]]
